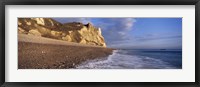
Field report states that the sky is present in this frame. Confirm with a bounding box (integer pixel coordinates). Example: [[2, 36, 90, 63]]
[[53, 18, 182, 49]]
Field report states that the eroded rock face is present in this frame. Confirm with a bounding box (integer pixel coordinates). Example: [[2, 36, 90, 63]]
[[18, 18, 107, 47]]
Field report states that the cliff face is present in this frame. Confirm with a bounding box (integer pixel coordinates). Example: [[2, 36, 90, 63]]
[[18, 18, 106, 47]]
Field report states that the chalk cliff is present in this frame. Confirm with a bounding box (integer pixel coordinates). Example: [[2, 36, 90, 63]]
[[18, 18, 106, 47]]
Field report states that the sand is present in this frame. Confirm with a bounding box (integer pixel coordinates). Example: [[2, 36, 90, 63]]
[[18, 34, 113, 69], [18, 34, 105, 48]]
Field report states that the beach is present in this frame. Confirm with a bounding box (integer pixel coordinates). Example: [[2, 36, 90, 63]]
[[18, 34, 113, 69]]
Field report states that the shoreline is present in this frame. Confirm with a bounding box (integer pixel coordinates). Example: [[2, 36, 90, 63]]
[[18, 41, 113, 69]]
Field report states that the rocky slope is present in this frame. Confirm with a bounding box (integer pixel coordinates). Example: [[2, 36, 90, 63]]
[[18, 18, 106, 47]]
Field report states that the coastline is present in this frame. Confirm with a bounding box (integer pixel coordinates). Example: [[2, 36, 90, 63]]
[[18, 34, 114, 69]]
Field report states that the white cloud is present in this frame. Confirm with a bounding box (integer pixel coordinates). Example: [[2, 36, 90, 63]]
[[93, 18, 136, 44], [53, 18, 91, 24]]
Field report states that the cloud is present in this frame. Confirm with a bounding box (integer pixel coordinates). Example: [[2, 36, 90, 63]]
[[106, 32, 182, 49], [91, 18, 136, 45], [95, 18, 136, 30], [134, 34, 182, 42], [108, 35, 182, 49], [123, 18, 136, 30], [53, 18, 91, 24]]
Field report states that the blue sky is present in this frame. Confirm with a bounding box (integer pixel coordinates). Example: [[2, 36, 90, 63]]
[[53, 18, 182, 49]]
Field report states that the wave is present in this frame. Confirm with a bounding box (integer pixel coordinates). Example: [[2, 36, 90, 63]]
[[75, 50, 178, 69]]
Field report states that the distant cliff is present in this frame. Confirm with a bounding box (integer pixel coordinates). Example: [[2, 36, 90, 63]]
[[18, 18, 106, 47]]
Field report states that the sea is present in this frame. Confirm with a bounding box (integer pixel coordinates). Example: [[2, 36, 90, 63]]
[[75, 49, 182, 69]]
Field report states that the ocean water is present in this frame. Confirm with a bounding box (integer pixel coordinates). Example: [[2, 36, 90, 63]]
[[75, 49, 182, 69]]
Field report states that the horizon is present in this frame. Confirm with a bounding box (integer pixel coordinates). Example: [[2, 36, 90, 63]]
[[53, 18, 182, 50]]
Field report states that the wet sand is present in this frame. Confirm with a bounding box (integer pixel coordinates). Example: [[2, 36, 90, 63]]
[[18, 34, 113, 69]]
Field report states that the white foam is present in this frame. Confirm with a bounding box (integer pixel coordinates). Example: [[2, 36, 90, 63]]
[[76, 50, 177, 69]]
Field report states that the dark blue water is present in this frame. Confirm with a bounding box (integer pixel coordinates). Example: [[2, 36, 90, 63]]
[[76, 49, 182, 69]]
